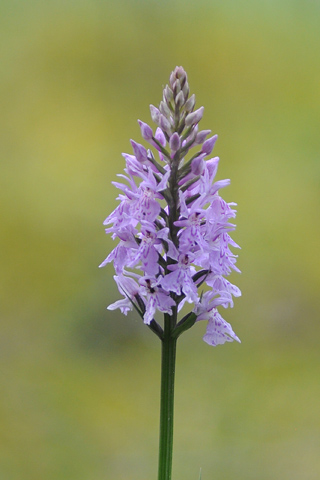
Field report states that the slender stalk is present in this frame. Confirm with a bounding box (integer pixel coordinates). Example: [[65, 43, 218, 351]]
[[158, 314, 177, 480]]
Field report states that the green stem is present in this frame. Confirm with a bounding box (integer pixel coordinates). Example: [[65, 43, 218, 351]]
[[158, 314, 177, 480]]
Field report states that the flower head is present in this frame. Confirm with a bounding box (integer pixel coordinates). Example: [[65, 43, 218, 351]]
[[100, 66, 241, 346]]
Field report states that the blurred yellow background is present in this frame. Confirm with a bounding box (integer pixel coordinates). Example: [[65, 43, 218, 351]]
[[1, 1, 320, 479]]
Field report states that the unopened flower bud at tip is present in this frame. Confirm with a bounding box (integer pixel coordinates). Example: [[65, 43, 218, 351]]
[[170, 66, 187, 88], [185, 125, 198, 145], [154, 127, 166, 147], [185, 94, 196, 113], [172, 79, 181, 96], [191, 154, 206, 176], [164, 85, 173, 104], [175, 65, 187, 78], [185, 106, 204, 127], [195, 129, 211, 145], [182, 82, 189, 100], [159, 101, 171, 118], [169, 132, 181, 152], [175, 90, 184, 108], [138, 120, 153, 141], [130, 139, 148, 163], [150, 104, 161, 125], [159, 114, 171, 134], [201, 134, 218, 155]]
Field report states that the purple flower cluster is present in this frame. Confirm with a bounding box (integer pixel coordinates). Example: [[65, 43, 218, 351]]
[[100, 67, 241, 346]]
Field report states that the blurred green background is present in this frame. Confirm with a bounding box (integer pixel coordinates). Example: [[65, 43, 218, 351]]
[[1, 0, 320, 479]]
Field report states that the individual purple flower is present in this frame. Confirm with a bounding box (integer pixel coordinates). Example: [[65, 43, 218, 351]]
[[203, 310, 241, 346], [107, 274, 140, 315], [160, 253, 198, 304], [206, 272, 241, 308], [194, 291, 240, 346], [128, 221, 164, 275], [139, 277, 176, 325], [126, 168, 169, 223], [134, 185, 161, 223], [99, 226, 138, 274], [174, 191, 207, 252]]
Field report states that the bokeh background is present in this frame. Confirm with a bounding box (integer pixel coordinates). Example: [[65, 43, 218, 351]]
[[1, 0, 320, 479]]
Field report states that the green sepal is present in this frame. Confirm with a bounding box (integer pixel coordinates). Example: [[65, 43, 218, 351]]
[[148, 152, 167, 175], [178, 150, 202, 178], [180, 175, 201, 193], [192, 269, 209, 288], [185, 192, 200, 206], [180, 125, 192, 141], [172, 312, 197, 339], [152, 136, 171, 161]]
